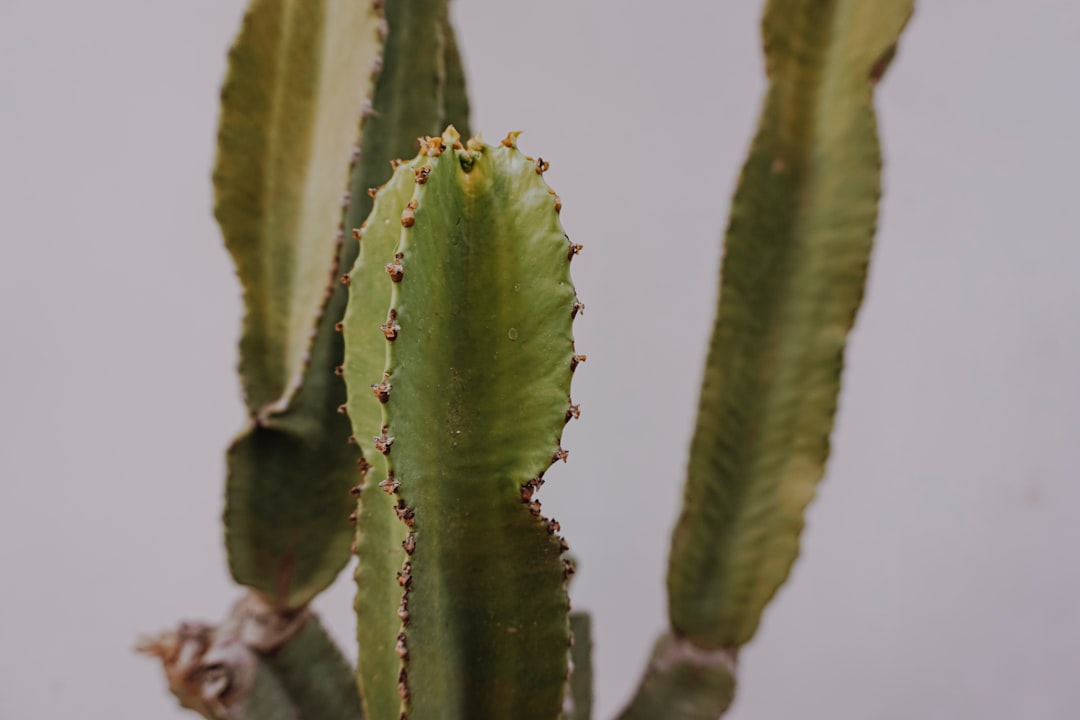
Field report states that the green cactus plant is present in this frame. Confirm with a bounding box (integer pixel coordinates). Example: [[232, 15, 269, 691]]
[[142, 0, 913, 717]]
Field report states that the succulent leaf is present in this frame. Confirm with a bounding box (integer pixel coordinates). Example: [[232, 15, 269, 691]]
[[666, 0, 914, 647], [344, 128, 577, 720]]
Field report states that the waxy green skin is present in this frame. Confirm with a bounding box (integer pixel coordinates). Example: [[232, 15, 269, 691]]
[[339, 1, 472, 716], [620, 0, 913, 716], [216, 0, 384, 610], [343, 129, 578, 720]]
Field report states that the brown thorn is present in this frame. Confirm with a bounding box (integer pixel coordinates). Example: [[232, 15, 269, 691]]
[[563, 558, 577, 579], [357, 457, 372, 476], [397, 668, 410, 701], [349, 484, 362, 498], [572, 301, 586, 319], [546, 517, 561, 534], [397, 598, 410, 623], [528, 500, 542, 517], [413, 165, 431, 184], [371, 373, 393, 403], [396, 562, 412, 588], [567, 241, 584, 261], [348, 510, 358, 526], [340, 274, 351, 286], [558, 536, 570, 553], [337, 404, 348, 416], [401, 199, 418, 227], [535, 157, 550, 174], [334, 365, 344, 377], [381, 308, 400, 340], [352, 228, 362, 241], [571, 354, 587, 371], [374, 428, 394, 455], [402, 533, 416, 555], [334, 321, 344, 332], [386, 253, 404, 282], [341, 191, 352, 208], [395, 633, 408, 659], [379, 472, 400, 495], [368, 187, 379, 199], [552, 448, 569, 464], [565, 403, 581, 423], [390, 158, 403, 169]]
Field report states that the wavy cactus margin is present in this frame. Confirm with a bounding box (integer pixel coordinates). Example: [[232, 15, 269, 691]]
[[143, 0, 912, 718]]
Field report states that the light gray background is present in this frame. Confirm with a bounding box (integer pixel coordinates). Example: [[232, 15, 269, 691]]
[[2, 1, 1077, 718]]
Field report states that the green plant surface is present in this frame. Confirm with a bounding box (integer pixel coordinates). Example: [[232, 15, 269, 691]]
[[263, 614, 362, 720], [339, 2, 471, 716], [217, 0, 382, 609], [666, 0, 913, 649], [343, 128, 579, 719], [616, 633, 735, 720], [565, 612, 594, 720]]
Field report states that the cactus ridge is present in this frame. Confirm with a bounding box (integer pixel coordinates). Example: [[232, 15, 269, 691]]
[[343, 127, 579, 719], [338, 2, 473, 715]]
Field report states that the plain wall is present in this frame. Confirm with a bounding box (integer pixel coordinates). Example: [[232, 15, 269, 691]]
[[1, 1, 1077, 718]]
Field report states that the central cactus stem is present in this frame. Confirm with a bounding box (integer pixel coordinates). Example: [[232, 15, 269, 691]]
[[343, 127, 581, 720]]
